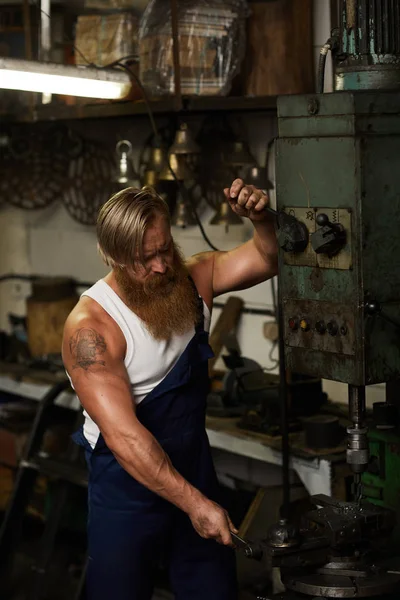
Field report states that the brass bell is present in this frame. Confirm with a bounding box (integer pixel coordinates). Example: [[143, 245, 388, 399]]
[[246, 165, 274, 191], [171, 197, 197, 228], [114, 140, 140, 186], [142, 170, 158, 187], [210, 198, 243, 233], [169, 123, 200, 155], [159, 153, 190, 181], [226, 141, 254, 167], [147, 146, 167, 173]]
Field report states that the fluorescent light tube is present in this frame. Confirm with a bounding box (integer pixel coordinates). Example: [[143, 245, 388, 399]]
[[0, 58, 132, 100]]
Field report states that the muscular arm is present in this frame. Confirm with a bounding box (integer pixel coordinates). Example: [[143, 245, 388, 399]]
[[63, 312, 236, 544], [188, 209, 277, 299]]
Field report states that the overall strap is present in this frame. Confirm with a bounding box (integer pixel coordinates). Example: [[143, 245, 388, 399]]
[[188, 275, 205, 332]]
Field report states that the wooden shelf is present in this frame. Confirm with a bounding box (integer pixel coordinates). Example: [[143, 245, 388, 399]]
[[1, 95, 277, 123]]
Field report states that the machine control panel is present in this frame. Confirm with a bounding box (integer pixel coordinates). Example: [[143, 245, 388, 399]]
[[284, 299, 355, 356], [282, 207, 352, 270]]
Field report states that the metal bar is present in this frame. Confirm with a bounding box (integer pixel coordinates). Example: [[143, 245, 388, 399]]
[[348, 384, 366, 426], [376, 0, 383, 54], [170, 0, 182, 111], [40, 0, 52, 104], [28, 482, 68, 600], [0, 381, 69, 585], [358, 0, 369, 54], [277, 276, 290, 519], [23, 0, 32, 60], [383, 0, 389, 53]]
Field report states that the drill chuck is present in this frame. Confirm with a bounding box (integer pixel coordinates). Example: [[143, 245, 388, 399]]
[[346, 426, 369, 474]]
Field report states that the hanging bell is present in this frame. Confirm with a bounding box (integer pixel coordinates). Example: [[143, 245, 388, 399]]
[[169, 123, 200, 155], [147, 145, 167, 173], [171, 196, 197, 228], [246, 165, 274, 191], [114, 140, 140, 186], [159, 153, 190, 181], [143, 169, 158, 187], [226, 141, 255, 167], [210, 198, 243, 234]]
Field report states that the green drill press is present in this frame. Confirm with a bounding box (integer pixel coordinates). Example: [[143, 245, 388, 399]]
[[254, 1, 400, 599]]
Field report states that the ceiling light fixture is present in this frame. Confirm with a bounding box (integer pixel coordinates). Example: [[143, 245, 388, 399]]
[[0, 58, 132, 100]]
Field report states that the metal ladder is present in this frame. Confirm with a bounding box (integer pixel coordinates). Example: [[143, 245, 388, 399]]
[[0, 380, 88, 599]]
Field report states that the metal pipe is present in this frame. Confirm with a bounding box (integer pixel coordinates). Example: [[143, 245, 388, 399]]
[[23, 0, 32, 61], [170, 0, 182, 111], [277, 276, 290, 519], [40, 0, 51, 105], [348, 384, 366, 427]]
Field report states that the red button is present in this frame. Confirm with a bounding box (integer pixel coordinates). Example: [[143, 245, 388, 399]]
[[288, 318, 299, 331]]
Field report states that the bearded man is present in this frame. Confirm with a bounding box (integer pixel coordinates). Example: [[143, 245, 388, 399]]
[[62, 178, 277, 600]]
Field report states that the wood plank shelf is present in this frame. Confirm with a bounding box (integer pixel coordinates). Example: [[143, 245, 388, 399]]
[[1, 95, 277, 123]]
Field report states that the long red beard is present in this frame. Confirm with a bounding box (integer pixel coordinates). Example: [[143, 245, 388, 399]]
[[115, 244, 199, 341]]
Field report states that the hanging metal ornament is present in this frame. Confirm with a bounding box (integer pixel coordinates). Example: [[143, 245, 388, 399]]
[[225, 141, 255, 168], [0, 127, 70, 210], [114, 139, 140, 188], [62, 141, 115, 226], [210, 197, 243, 234], [246, 165, 274, 191], [159, 153, 191, 181], [138, 125, 175, 186], [169, 123, 200, 156], [171, 196, 197, 228]]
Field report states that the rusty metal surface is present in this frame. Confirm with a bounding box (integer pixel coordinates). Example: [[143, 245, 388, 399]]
[[276, 91, 400, 385], [283, 299, 356, 356]]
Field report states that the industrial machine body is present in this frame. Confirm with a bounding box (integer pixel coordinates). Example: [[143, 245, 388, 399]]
[[276, 91, 400, 387]]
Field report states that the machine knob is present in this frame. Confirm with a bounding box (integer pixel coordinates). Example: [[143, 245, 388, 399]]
[[327, 320, 338, 336], [315, 320, 326, 334], [276, 211, 309, 253], [311, 213, 347, 256]]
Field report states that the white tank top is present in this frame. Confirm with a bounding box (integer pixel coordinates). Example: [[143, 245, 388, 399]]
[[76, 279, 211, 448]]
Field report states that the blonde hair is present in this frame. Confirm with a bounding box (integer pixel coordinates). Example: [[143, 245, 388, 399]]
[[97, 186, 170, 269]]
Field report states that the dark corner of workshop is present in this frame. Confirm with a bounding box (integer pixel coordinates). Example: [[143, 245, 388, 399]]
[[1, 0, 400, 599]]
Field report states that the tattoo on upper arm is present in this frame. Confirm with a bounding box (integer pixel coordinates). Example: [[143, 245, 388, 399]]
[[69, 328, 107, 370]]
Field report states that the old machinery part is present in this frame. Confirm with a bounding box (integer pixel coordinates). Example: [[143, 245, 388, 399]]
[[267, 519, 300, 550], [284, 566, 400, 598], [265, 496, 400, 597], [274, 209, 309, 253], [336, 0, 400, 91], [310, 213, 347, 256], [230, 531, 263, 561]]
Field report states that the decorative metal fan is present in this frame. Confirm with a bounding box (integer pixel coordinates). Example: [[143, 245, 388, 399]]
[[62, 141, 116, 226], [0, 127, 70, 210]]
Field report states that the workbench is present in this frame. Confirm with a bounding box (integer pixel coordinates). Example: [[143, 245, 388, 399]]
[[0, 363, 347, 499]]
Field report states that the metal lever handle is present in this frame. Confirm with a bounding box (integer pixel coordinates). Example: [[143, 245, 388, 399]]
[[230, 531, 263, 561]]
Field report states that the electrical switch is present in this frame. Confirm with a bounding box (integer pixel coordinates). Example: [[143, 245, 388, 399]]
[[311, 213, 346, 256], [288, 317, 299, 331], [300, 318, 310, 332], [327, 320, 338, 336]]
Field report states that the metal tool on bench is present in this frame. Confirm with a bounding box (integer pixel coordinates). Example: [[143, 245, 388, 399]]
[[234, 1, 400, 598]]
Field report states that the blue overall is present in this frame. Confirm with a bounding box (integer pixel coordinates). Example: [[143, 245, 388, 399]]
[[73, 285, 237, 600]]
